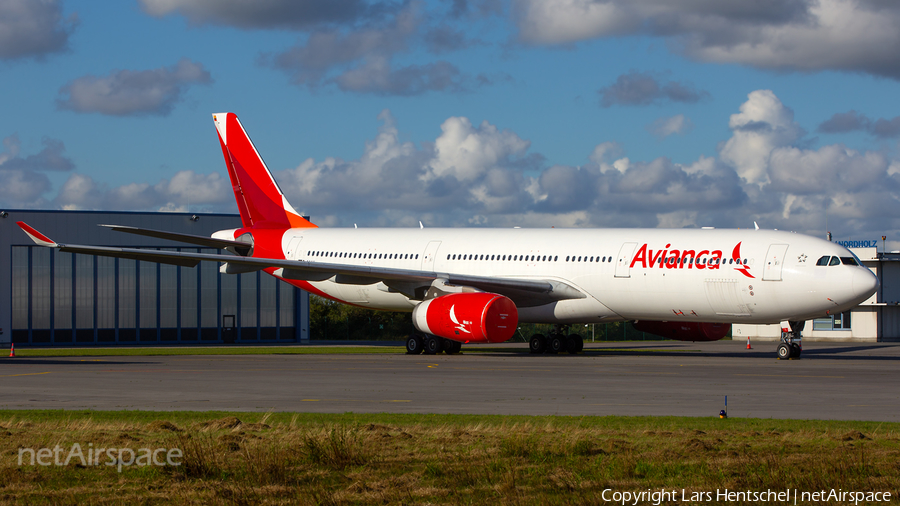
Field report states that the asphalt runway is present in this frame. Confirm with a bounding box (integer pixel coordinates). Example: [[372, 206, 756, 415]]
[[2, 341, 900, 421]]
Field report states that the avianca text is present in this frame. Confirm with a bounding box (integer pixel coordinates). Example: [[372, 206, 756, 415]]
[[629, 243, 723, 270]]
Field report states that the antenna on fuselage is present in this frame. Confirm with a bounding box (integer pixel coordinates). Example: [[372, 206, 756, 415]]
[[754, 221, 759, 230], [419, 221, 424, 229]]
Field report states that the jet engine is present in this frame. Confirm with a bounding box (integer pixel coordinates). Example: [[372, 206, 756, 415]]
[[632, 321, 730, 342], [412, 292, 518, 343]]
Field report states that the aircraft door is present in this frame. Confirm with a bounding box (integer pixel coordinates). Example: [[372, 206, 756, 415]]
[[762, 244, 789, 281], [615, 242, 638, 278], [421, 241, 442, 272], [286, 236, 303, 261]]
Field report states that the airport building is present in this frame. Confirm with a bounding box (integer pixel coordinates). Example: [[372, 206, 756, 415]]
[[0, 210, 309, 346]]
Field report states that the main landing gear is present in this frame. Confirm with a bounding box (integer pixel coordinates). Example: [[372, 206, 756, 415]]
[[529, 325, 584, 355], [405, 333, 461, 355], [777, 320, 803, 360]]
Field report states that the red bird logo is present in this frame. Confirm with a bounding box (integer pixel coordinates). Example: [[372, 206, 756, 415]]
[[732, 242, 754, 278]]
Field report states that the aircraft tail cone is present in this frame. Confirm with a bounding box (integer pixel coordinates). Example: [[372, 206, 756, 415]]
[[746, 336, 751, 350], [9, 343, 14, 358]]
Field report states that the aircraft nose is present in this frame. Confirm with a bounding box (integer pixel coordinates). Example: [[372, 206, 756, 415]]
[[852, 267, 879, 301]]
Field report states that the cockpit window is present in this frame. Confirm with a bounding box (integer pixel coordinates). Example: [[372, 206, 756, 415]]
[[816, 256, 830, 266], [840, 257, 859, 266], [829, 256, 841, 266]]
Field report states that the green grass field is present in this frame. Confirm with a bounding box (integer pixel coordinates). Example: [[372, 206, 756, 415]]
[[1, 410, 897, 505]]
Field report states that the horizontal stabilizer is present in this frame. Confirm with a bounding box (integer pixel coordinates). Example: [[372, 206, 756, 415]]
[[17, 222, 58, 247]]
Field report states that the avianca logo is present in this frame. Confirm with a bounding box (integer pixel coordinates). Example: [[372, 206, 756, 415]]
[[449, 305, 471, 334], [731, 242, 754, 278], [629, 242, 755, 279]]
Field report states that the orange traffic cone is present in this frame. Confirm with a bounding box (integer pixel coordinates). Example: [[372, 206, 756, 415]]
[[9, 343, 14, 358], [746, 336, 751, 349]]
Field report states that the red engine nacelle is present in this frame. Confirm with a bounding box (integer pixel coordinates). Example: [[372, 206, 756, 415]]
[[632, 321, 731, 342], [412, 292, 518, 343]]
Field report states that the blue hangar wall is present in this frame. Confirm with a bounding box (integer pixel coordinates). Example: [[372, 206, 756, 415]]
[[0, 210, 310, 345]]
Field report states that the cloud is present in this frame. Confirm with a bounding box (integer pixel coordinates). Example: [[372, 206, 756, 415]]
[[272, 110, 540, 219], [719, 90, 804, 185], [513, 0, 900, 80], [818, 110, 900, 138], [0, 0, 77, 60], [54, 170, 231, 211], [598, 71, 709, 107], [332, 58, 471, 95], [447, 0, 503, 19], [0, 134, 74, 207], [648, 114, 692, 139], [261, 5, 486, 96], [56, 59, 212, 117], [138, 0, 386, 30], [424, 24, 472, 54], [0, 135, 75, 172]]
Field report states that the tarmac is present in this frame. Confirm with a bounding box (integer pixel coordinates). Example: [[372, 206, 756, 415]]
[[2, 340, 900, 421]]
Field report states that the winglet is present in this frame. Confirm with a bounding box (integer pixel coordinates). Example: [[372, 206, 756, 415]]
[[16, 222, 58, 247]]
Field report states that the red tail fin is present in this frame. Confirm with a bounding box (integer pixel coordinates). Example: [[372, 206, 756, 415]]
[[213, 113, 315, 230]]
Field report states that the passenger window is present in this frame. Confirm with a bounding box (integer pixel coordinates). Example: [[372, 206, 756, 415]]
[[829, 256, 841, 266], [816, 256, 829, 266]]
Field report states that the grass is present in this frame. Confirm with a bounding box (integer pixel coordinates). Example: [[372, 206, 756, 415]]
[[1, 411, 898, 505]]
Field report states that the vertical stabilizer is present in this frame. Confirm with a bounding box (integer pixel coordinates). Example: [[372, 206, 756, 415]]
[[213, 113, 315, 230]]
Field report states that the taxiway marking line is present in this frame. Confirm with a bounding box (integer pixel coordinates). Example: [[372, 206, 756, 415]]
[[734, 374, 845, 378], [301, 399, 411, 403]]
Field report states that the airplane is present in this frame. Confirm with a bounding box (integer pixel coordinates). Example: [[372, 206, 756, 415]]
[[17, 113, 879, 360]]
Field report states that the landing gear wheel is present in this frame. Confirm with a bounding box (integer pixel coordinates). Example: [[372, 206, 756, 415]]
[[529, 334, 547, 354], [549, 335, 565, 354], [566, 334, 584, 354], [424, 335, 443, 355], [777, 343, 791, 360], [444, 340, 462, 354], [405, 335, 424, 355], [790, 343, 801, 359]]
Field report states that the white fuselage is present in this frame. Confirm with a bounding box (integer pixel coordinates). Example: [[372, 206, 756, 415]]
[[268, 227, 878, 325]]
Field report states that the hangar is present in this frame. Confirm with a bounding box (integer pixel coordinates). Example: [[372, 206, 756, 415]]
[[0, 210, 309, 346]]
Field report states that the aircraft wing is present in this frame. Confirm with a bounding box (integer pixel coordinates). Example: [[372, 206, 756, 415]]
[[17, 222, 584, 307]]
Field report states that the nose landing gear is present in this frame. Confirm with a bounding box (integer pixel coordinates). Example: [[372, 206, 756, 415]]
[[777, 320, 803, 360]]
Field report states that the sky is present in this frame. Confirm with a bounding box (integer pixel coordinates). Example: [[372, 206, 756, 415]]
[[1, 0, 900, 246]]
